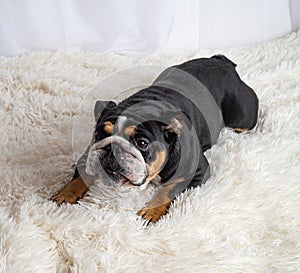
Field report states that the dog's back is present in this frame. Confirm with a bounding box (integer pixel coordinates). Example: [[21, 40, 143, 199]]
[[174, 55, 259, 130]]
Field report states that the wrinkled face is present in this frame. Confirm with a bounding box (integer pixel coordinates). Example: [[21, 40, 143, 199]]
[[85, 116, 171, 187]]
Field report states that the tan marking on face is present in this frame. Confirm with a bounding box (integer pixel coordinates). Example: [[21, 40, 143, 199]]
[[145, 150, 167, 183], [124, 125, 137, 136], [104, 121, 114, 134]]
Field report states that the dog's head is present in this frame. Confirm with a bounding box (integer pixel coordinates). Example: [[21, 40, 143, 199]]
[[85, 100, 184, 188]]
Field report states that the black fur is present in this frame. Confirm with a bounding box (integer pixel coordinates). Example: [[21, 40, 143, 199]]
[[75, 55, 258, 198]]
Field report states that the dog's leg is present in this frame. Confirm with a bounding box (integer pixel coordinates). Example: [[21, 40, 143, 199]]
[[233, 128, 249, 133], [137, 201, 173, 224], [51, 146, 93, 205], [137, 177, 185, 223], [138, 152, 210, 223], [221, 82, 259, 131], [51, 175, 89, 205]]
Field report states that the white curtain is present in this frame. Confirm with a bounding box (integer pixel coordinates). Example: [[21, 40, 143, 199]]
[[0, 0, 299, 56], [167, 0, 299, 49]]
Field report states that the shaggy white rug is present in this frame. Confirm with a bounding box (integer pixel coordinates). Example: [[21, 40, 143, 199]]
[[0, 32, 300, 273]]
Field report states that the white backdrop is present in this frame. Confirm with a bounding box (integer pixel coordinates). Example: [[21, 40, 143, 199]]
[[0, 0, 299, 56]]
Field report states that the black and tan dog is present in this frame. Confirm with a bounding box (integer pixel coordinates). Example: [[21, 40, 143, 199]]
[[52, 55, 258, 223]]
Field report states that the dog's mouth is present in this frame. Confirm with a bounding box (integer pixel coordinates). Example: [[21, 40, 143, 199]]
[[103, 157, 146, 187], [86, 136, 147, 186], [105, 169, 136, 187]]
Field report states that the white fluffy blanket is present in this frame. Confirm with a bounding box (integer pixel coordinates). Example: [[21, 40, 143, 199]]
[[0, 32, 299, 273]]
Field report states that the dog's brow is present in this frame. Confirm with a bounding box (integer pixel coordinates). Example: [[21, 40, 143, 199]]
[[104, 121, 114, 134], [124, 125, 137, 136], [146, 150, 167, 183]]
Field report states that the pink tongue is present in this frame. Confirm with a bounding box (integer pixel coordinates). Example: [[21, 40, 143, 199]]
[[114, 172, 132, 186], [120, 177, 127, 183]]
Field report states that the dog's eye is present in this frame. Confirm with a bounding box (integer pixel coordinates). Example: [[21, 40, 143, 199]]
[[136, 138, 149, 151]]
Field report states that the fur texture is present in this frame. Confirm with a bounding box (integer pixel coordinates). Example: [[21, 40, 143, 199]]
[[0, 32, 299, 272]]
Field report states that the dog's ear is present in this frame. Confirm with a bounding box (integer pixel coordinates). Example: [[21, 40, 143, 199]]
[[162, 113, 190, 143], [166, 117, 184, 135], [94, 100, 116, 122]]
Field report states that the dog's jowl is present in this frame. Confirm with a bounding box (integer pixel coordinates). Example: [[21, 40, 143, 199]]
[[51, 55, 259, 223]]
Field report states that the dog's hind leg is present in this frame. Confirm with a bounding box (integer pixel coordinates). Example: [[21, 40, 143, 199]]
[[222, 82, 259, 132], [233, 127, 250, 133]]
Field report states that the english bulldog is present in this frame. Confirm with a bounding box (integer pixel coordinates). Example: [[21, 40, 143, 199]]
[[51, 55, 259, 223]]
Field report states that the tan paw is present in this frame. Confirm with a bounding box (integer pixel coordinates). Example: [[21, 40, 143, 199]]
[[233, 128, 249, 133], [137, 201, 171, 223], [51, 176, 88, 206], [51, 190, 79, 206]]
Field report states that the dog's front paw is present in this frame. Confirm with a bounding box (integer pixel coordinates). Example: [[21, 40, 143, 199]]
[[51, 177, 88, 206], [51, 190, 79, 206], [137, 202, 172, 223]]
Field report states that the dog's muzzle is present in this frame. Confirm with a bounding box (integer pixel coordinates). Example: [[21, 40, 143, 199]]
[[86, 135, 147, 186]]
